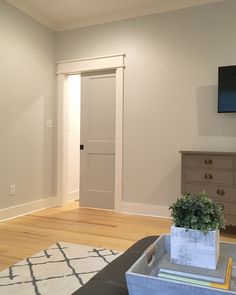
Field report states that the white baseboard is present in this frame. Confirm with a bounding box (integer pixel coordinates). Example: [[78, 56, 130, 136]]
[[0, 196, 57, 222], [68, 190, 79, 201], [121, 202, 171, 218]]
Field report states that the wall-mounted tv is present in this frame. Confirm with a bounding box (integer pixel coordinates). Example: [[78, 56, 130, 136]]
[[218, 65, 236, 113]]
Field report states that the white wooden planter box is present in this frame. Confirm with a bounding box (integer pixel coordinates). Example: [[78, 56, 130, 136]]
[[126, 235, 236, 295], [171, 226, 220, 270]]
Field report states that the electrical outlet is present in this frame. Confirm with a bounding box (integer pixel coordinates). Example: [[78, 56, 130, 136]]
[[10, 184, 16, 196]]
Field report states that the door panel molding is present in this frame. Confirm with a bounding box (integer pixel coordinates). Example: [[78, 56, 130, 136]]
[[56, 54, 124, 212]]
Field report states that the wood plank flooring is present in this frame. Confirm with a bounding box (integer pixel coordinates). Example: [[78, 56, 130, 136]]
[[0, 201, 235, 271]]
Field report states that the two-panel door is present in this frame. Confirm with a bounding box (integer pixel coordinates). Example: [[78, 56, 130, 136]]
[[80, 71, 116, 210]]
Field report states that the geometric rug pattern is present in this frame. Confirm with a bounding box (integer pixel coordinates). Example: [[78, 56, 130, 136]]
[[0, 242, 122, 295]]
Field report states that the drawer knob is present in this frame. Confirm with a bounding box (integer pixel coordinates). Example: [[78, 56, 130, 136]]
[[204, 158, 213, 165], [216, 189, 225, 196], [204, 173, 213, 180]]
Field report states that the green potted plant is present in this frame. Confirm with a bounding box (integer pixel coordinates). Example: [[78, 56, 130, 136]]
[[169, 192, 225, 270]]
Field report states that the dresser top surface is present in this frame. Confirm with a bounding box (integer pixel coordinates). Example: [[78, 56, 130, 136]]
[[180, 151, 236, 156]]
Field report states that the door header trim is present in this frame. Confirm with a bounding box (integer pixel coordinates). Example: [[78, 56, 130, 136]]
[[57, 54, 125, 75], [56, 53, 125, 64]]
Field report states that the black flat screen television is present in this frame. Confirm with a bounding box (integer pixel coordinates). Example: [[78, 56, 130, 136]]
[[218, 65, 236, 113]]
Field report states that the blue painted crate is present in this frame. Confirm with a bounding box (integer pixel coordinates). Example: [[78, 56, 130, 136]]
[[125, 235, 236, 295]]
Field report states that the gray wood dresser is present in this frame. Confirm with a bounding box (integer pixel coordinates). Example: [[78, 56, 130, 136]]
[[180, 151, 236, 226]]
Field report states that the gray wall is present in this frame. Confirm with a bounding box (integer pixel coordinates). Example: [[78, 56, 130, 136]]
[[56, 0, 236, 207], [0, 1, 56, 209]]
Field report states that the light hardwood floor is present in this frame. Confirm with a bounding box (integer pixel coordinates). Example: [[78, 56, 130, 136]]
[[0, 201, 235, 271]]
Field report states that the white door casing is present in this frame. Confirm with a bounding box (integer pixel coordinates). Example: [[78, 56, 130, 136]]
[[56, 54, 125, 212], [68, 75, 81, 200]]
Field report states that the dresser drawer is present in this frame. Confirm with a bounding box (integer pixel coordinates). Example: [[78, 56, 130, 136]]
[[221, 202, 236, 217], [224, 214, 236, 226], [183, 184, 236, 203], [185, 169, 233, 185], [215, 187, 236, 204], [183, 183, 220, 202], [185, 155, 233, 170]]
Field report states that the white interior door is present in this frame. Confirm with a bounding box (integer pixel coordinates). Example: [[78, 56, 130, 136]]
[[80, 70, 116, 209]]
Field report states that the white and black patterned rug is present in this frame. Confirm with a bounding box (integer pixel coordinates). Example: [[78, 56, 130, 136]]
[[0, 242, 122, 295]]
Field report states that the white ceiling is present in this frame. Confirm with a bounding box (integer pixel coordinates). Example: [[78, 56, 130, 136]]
[[5, 0, 223, 31]]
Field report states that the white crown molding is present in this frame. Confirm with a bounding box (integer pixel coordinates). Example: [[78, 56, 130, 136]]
[[4, 0, 57, 30], [5, 0, 223, 32], [56, 0, 223, 31]]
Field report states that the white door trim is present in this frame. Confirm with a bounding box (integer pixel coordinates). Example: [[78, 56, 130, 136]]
[[56, 54, 125, 212]]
